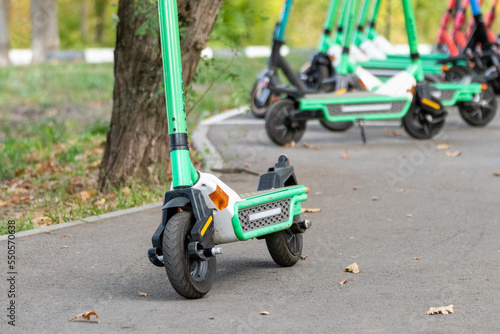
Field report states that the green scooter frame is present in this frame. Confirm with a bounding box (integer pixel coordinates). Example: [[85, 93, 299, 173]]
[[265, 0, 450, 145], [149, 0, 311, 299]]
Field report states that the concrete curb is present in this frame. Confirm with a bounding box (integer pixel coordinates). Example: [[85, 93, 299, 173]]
[[0, 202, 163, 241], [191, 106, 247, 171]]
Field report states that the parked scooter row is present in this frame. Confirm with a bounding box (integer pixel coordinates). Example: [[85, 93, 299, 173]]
[[251, 0, 498, 146]]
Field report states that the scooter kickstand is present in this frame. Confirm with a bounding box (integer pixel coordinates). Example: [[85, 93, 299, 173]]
[[357, 119, 367, 145]]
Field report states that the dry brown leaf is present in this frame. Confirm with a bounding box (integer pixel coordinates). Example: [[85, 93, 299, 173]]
[[349, 237, 355, 240], [302, 208, 321, 213], [493, 173, 500, 177], [244, 162, 251, 168], [372, 196, 379, 201], [284, 140, 296, 148], [445, 151, 462, 157], [69, 310, 100, 324], [339, 279, 348, 285], [260, 311, 270, 316], [79, 190, 96, 201], [406, 213, 412, 218], [413, 257, 420, 260], [345, 263, 359, 274], [32, 215, 54, 228], [0, 199, 8, 207], [341, 149, 350, 159], [301, 141, 321, 151], [396, 188, 405, 192], [385, 129, 404, 137], [61, 245, 68, 249], [121, 187, 131, 196], [425, 305, 454, 315], [138, 291, 150, 296], [63, 234, 72, 238], [436, 144, 450, 150], [300, 256, 308, 260], [353, 185, 358, 191], [10, 194, 20, 205]]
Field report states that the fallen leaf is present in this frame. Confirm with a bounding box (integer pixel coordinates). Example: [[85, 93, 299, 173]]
[[493, 173, 500, 177], [339, 279, 348, 285], [0, 199, 8, 207], [138, 291, 150, 296], [436, 144, 450, 150], [284, 140, 296, 148], [301, 141, 321, 151], [300, 256, 308, 260], [301, 208, 321, 213], [425, 305, 454, 315], [385, 129, 403, 137], [445, 151, 462, 157], [44, 231, 52, 234], [406, 213, 412, 218], [63, 234, 72, 238], [69, 310, 100, 324], [413, 257, 420, 260], [10, 194, 20, 205], [372, 196, 379, 201], [396, 188, 405, 192], [260, 311, 270, 316], [209, 317, 215, 320], [121, 187, 131, 196], [353, 185, 358, 191], [349, 237, 355, 240], [61, 245, 68, 249], [80, 190, 96, 201], [32, 215, 54, 227], [244, 162, 251, 168], [345, 263, 359, 274], [341, 149, 350, 159]]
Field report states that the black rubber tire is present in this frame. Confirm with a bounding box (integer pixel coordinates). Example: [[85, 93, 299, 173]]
[[402, 100, 446, 139], [457, 85, 498, 127], [163, 211, 216, 299], [319, 119, 355, 132], [265, 99, 306, 146], [304, 64, 330, 92], [250, 80, 275, 119], [265, 228, 303, 267]]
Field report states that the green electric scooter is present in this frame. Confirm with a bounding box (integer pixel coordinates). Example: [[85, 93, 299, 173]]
[[149, 0, 311, 299], [265, 0, 449, 145]]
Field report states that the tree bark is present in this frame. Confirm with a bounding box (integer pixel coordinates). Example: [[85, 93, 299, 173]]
[[98, 0, 222, 189], [0, 0, 9, 66], [31, 0, 60, 63]]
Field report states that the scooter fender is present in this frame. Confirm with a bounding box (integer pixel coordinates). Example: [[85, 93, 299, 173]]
[[192, 172, 243, 245]]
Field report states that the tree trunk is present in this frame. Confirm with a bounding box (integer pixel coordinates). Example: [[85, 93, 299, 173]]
[[31, 0, 59, 63], [98, 0, 222, 189], [0, 0, 9, 66], [44, 0, 59, 51], [81, 0, 89, 42], [94, 0, 107, 43]]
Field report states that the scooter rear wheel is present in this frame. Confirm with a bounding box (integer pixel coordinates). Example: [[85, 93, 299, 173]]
[[265, 227, 303, 267], [457, 85, 497, 127], [402, 100, 446, 139], [163, 211, 216, 299], [266, 99, 306, 146], [250, 80, 275, 119]]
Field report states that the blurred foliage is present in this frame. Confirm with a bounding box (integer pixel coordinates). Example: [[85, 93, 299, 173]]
[[7, 0, 500, 50]]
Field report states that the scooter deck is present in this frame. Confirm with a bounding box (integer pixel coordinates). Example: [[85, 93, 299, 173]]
[[232, 185, 308, 241], [300, 92, 412, 122], [358, 60, 443, 74], [433, 82, 482, 106]]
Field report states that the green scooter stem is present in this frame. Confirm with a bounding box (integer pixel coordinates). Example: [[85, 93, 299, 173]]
[[317, 0, 341, 53], [158, 0, 198, 188], [354, 0, 373, 46], [366, 0, 382, 40], [275, 0, 293, 42], [337, 0, 357, 76], [334, 0, 349, 46]]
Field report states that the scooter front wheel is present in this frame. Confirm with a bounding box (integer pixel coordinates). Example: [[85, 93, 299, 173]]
[[457, 85, 497, 127], [163, 211, 216, 299], [265, 99, 306, 146], [265, 228, 303, 267], [402, 101, 446, 139], [250, 80, 275, 119]]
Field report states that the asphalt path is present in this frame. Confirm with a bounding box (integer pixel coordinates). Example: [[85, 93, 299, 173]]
[[1, 108, 499, 333]]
